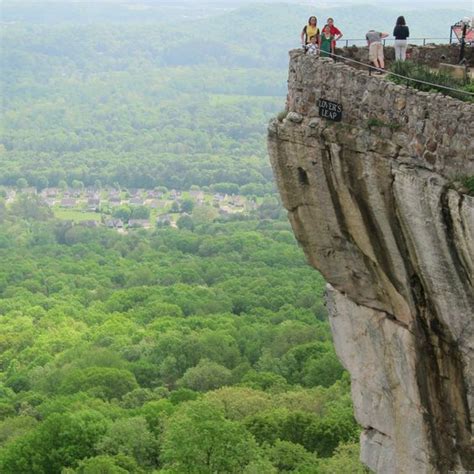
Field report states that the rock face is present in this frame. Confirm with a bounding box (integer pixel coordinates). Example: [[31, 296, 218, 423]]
[[268, 50, 474, 473]]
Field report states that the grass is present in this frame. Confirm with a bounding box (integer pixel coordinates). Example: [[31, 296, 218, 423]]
[[461, 176, 474, 196], [54, 209, 101, 222], [388, 61, 473, 102]]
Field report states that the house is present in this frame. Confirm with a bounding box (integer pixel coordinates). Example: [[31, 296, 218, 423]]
[[60, 198, 76, 208], [148, 200, 166, 209], [128, 189, 141, 198], [189, 190, 204, 200], [105, 219, 124, 229], [213, 193, 226, 203], [156, 214, 171, 225], [229, 196, 244, 207], [128, 219, 150, 229], [87, 198, 101, 211], [80, 220, 99, 228], [42, 188, 59, 198], [169, 189, 182, 199], [108, 195, 121, 205], [147, 190, 163, 199], [129, 197, 144, 206]]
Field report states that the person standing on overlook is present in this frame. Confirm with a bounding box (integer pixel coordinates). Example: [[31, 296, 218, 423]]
[[393, 16, 410, 61], [366, 29, 389, 73], [320, 25, 334, 58], [301, 16, 320, 47], [327, 17, 343, 54]]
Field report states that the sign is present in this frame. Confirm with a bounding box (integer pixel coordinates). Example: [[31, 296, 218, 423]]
[[318, 99, 343, 122]]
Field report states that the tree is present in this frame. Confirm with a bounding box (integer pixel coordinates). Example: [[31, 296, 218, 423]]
[[161, 401, 260, 473], [0, 411, 108, 473], [76, 456, 128, 474], [72, 180, 85, 191], [176, 214, 194, 231], [76, 454, 141, 474], [267, 440, 318, 472], [317, 443, 367, 473], [35, 176, 49, 191], [244, 409, 287, 445], [112, 205, 132, 222], [180, 198, 194, 213], [205, 387, 271, 421], [302, 398, 360, 457], [0, 199, 6, 224], [131, 206, 150, 220], [302, 351, 345, 388], [192, 205, 219, 225], [0, 416, 38, 446], [97, 417, 159, 468], [58, 180, 68, 190], [16, 178, 28, 190], [177, 359, 232, 392], [170, 201, 180, 213], [10, 195, 53, 221], [58, 367, 138, 400]]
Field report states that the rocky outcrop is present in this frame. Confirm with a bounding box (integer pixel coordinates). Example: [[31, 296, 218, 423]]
[[268, 50, 474, 473]]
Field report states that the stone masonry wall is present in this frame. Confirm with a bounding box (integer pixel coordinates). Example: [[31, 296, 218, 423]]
[[269, 49, 474, 473]]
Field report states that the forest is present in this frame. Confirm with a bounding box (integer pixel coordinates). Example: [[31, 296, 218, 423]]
[[0, 197, 365, 473], [1, 1, 468, 472]]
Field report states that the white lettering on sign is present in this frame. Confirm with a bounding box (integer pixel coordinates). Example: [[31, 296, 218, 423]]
[[318, 99, 343, 122]]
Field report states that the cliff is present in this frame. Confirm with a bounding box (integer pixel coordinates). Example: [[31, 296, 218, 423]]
[[268, 50, 474, 473]]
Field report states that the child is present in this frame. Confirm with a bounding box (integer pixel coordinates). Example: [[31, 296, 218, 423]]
[[305, 35, 319, 55]]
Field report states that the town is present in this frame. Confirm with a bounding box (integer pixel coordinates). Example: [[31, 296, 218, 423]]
[[1, 185, 265, 231]]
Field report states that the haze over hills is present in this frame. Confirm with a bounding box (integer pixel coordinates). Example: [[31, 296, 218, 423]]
[[2, 1, 471, 37]]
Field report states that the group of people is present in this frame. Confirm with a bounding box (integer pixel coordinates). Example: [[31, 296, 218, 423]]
[[301, 15, 410, 72], [301, 16, 343, 58]]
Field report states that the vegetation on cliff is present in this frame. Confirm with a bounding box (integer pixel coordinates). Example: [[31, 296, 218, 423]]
[[389, 60, 473, 102]]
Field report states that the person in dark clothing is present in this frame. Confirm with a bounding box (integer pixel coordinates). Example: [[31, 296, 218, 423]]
[[393, 16, 410, 61]]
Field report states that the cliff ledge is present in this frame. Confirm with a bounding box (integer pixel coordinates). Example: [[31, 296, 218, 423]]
[[268, 50, 474, 473]]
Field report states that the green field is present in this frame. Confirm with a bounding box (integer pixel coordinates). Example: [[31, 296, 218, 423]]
[[53, 209, 101, 222]]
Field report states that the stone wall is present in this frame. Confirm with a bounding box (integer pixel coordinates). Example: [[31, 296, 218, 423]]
[[287, 51, 473, 176], [268, 50, 474, 473]]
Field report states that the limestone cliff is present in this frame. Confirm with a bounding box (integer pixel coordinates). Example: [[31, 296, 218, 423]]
[[268, 50, 474, 473]]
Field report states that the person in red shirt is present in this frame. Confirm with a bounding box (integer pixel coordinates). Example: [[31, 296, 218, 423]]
[[327, 18, 343, 54]]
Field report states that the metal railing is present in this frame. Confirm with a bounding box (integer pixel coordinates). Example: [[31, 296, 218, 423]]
[[339, 37, 453, 48], [316, 51, 474, 98]]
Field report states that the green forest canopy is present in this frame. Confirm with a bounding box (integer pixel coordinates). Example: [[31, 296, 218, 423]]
[[0, 200, 365, 472]]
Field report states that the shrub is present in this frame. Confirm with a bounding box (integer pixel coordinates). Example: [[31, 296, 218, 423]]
[[388, 61, 473, 102]]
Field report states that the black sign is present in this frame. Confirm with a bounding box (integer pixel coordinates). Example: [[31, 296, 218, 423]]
[[318, 99, 343, 122]]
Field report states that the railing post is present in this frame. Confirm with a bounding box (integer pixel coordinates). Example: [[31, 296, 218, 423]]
[[345, 39, 348, 47], [423, 38, 426, 46]]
